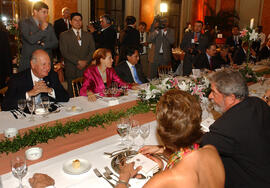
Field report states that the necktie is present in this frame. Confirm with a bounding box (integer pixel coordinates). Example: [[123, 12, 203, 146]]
[[132, 66, 142, 84], [76, 30, 81, 41], [194, 33, 198, 42], [209, 57, 213, 70]]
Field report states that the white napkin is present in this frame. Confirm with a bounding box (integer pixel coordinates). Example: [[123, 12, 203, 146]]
[[127, 153, 159, 177], [200, 117, 215, 132]]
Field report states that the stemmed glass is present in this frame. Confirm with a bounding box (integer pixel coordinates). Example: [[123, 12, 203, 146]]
[[117, 118, 131, 148], [129, 120, 140, 149], [140, 124, 150, 146], [103, 88, 109, 97], [27, 97, 35, 121], [17, 99, 26, 119], [41, 96, 50, 117], [11, 156, 28, 188], [110, 82, 118, 98]]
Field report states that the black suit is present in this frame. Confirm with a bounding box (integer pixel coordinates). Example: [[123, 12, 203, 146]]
[[180, 32, 209, 75], [95, 25, 117, 57], [193, 53, 220, 70], [119, 26, 140, 62], [226, 35, 242, 48], [53, 18, 70, 59], [1, 69, 69, 111], [202, 97, 270, 188], [258, 46, 270, 61], [233, 47, 256, 65], [54, 18, 69, 39], [0, 30, 12, 89], [115, 61, 148, 84]]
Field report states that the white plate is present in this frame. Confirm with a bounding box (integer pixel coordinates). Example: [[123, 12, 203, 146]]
[[63, 158, 91, 175], [65, 106, 83, 114], [25, 147, 43, 161]]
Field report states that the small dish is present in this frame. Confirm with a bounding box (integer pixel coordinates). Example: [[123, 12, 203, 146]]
[[63, 158, 91, 175], [65, 106, 83, 114], [35, 108, 48, 115], [25, 147, 43, 161], [4, 128, 18, 138]]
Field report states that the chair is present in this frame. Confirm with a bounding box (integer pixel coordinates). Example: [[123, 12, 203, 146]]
[[71, 77, 84, 97], [0, 86, 8, 96], [158, 65, 173, 76]]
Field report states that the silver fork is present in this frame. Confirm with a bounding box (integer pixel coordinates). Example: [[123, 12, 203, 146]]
[[104, 166, 119, 179], [93, 168, 115, 187]]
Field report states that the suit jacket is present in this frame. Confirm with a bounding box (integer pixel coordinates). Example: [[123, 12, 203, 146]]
[[148, 28, 175, 65], [0, 30, 12, 88], [119, 26, 140, 62], [193, 53, 220, 70], [53, 18, 69, 39], [95, 25, 117, 56], [180, 32, 209, 75], [80, 66, 131, 96], [1, 69, 69, 111], [59, 29, 95, 80], [19, 17, 58, 72], [115, 61, 148, 84], [233, 47, 256, 65], [202, 97, 270, 188], [226, 35, 242, 48], [258, 46, 270, 61]]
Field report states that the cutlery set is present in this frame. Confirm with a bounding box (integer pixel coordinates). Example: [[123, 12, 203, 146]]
[[93, 167, 117, 187], [10, 109, 26, 119]]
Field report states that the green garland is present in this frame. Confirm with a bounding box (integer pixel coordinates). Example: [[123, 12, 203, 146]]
[[0, 102, 151, 155]]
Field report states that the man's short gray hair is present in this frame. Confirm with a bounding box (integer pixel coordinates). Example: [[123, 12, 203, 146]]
[[209, 69, 249, 100]]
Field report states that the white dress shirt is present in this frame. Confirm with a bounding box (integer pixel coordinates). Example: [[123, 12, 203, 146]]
[[26, 70, 55, 100]]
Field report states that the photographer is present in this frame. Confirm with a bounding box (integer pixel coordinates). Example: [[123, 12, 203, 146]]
[[88, 15, 117, 57], [148, 16, 175, 79], [180, 20, 209, 75]]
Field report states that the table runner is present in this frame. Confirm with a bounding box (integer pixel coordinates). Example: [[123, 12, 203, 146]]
[[0, 100, 156, 175]]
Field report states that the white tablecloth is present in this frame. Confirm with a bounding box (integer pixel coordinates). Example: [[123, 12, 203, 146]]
[[1, 121, 159, 188], [0, 93, 138, 133]]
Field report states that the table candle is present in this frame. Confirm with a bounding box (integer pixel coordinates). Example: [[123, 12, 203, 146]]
[[250, 18, 254, 29]]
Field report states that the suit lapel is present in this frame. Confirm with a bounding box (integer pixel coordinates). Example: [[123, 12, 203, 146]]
[[124, 62, 135, 83], [70, 30, 81, 48]]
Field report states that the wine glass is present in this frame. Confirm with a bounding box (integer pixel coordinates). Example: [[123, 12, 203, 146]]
[[17, 99, 26, 119], [129, 120, 140, 149], [117, 118, 130, 148], [103, 88, 109, 97], [140, 124, 150, 146], [110, 82, 118, 98], [41, 96, 50, 117], [11, 156, 28, 188], [27, 97, 35, 121]]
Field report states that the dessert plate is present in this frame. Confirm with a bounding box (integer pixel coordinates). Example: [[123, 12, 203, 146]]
[[63, 158, 91, 175]]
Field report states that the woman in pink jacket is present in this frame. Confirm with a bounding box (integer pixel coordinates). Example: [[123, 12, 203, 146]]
[[80, 48, 133, 101]]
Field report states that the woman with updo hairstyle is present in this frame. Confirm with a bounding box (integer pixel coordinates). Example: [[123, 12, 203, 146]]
[[80, 48, 133, 101], [116, 90, 225, 188]]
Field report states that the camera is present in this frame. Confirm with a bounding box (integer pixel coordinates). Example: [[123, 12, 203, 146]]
[[154, 15, 168, 30], [89, 20, 102, 31]]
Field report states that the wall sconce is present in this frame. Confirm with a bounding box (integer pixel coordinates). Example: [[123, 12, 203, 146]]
[[160, 2, 168, 14]]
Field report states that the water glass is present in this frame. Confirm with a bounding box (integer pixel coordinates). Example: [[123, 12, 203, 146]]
[[140, 124, 150, 146], [41, 96, 50, 112], [129, 120, 140, 148], [117, 118, 131, 148], [11, 156, 28, 188], [27, 97, 35, 121], [17, 99, 26, 119]]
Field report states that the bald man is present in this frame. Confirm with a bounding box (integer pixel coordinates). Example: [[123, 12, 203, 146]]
[[2, 49, 69, 111]]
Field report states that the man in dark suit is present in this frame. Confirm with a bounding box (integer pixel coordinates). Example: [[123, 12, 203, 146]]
[[0, 30, 12, 89], [180, 20, 209, 75], [202, 70, 270, 188], [115, 46, 147, 84], [94, 15, 117, 57], [1, 49, 69, 111], [258, 38, 270, 60], [226, 26, 242, 55], [53, 7, 70, 60], [19, 1, 58, 72], [119, 16, 140, 63], [193, 43, 220, 70], [233, 41, 256, 65], [60, 12, 95, 97]]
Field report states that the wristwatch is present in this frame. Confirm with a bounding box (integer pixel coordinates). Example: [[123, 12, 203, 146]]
[[117, 179, 130, 187]]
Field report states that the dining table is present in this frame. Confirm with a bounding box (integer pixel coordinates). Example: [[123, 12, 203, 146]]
[[0, 76, 269, 188]]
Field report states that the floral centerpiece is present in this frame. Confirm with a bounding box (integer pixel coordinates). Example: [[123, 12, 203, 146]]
[[240, 26, 258, 63], [239, 64, 258, 83], [138, 76, 211, 109]]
